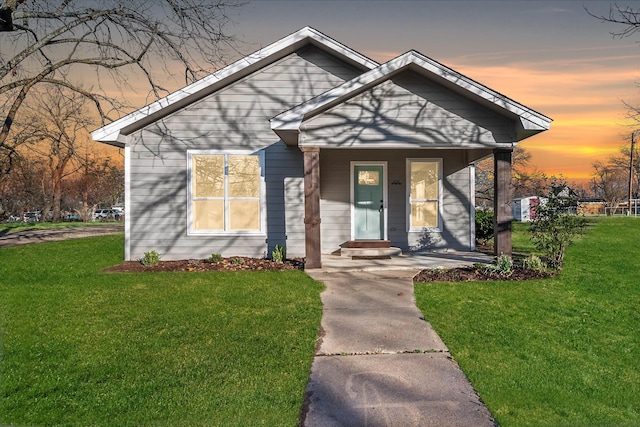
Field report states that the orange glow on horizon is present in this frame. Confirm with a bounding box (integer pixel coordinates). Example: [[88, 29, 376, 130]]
[[364, 48, 638, 184]]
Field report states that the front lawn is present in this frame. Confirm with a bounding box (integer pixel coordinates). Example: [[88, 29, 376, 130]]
[[415, 216, 640, 426], [0, 235, 323, 426]]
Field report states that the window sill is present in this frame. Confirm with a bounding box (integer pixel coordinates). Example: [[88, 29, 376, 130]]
[[187, 231, 266, 237], [408, 228, 442, 233]]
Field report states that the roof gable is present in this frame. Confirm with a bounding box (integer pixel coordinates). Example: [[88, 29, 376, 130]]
[[271, 50, 552, 145], [91, 27, 379, 146]]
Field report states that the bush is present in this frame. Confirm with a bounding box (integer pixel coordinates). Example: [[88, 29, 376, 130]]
[[522, 254, 545, 271], [208, 253, 223, 264], [530, 188, 586, 269], [485, 253, 513, 276], [272, 244, 286, 263], [230, 257, 244, 265], [475, 209, 494, 245], [140, 250, 161, 266]]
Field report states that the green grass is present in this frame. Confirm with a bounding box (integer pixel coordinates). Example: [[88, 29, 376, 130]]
[[511, 220, 536, 254], [0, 221, 119, 235], [0, 235, 323, 426], [415, 216, 640, 426]]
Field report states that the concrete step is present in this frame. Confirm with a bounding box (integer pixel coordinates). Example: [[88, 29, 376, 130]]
[[339, 247, 402, 258], [342, 240, 391, 249]]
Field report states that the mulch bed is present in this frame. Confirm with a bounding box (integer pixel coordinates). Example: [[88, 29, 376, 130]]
[[414, 266, 554, 282], [103, 257, 305, 273], [103, 254, 554, 282]]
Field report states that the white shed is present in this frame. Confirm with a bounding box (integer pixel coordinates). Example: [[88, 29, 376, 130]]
[[513, 196, 546, 222]]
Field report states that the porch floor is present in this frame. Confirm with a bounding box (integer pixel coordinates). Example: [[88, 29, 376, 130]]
[[315, 250, 492, 273]]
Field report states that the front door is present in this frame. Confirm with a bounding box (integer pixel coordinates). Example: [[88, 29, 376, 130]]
[[353, 164, 385, 240]]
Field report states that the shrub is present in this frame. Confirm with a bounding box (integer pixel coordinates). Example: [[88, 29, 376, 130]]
[[140, 250, 161, 266], [488, 253, 513, 276], [272, 244, 286, 263], [475, 209, 494, 245], [208, 253, 223, 264], [187, 259, 200, 267], [530, 187, 586, 269], [522, 254, 545, 271], [230, 257, 244, 265]]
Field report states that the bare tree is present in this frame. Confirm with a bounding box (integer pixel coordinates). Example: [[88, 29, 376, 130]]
[[69, 154, 124, 221], [0, 155, 48, 217], [475, 146, 537, 207], [0, 0, 243, 174], [589, 4, 640, 203], [587, 4, 640, 38], [606, 138, 640, 199], [19, 85, 94, 221], [592, 160, 628, 208]]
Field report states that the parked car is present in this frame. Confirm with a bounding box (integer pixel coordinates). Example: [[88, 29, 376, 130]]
[[63, 213, 80, 222], [23, 211, 41, 222], [93, 209, 121, 221]]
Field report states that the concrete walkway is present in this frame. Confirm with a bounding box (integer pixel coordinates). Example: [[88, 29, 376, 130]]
[[302, 257, 496, 426]]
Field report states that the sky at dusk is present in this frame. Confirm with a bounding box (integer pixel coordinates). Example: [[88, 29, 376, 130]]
[[222, 0, 640, 184]]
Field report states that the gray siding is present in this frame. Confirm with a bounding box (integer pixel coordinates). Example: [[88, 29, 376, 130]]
[[320, 149, 474, 253], [126, 46, 361, 260], [301, 70, 515, 148]]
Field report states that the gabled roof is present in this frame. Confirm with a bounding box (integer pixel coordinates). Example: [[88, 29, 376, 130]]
[[271, 50, 552, 145], [91, 27, 379, 147]]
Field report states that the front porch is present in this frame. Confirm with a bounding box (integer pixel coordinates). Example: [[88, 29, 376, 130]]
[[300, 147, 515, 269]]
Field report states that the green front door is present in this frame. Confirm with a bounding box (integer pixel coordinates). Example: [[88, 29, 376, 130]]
[[353, 165, 384, 240]]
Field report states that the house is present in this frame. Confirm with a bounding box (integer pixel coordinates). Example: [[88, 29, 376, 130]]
[[513, 196, 545, 222], [92, 27, 551, 268]]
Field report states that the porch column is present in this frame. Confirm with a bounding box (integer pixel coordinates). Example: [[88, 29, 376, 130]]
[[493, 148, 513, 256], [302, 146, 321, 269]]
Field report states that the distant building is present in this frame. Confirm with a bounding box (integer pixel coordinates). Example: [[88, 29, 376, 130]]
[[513, 196, 545, 222], [577, 200, 605, 215]]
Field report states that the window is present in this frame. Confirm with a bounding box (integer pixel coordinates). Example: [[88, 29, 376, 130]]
[[407, 159, 441, 230], [188, 151, 263, 234]]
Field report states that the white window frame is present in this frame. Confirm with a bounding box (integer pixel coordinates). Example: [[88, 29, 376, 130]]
[[187, 149, 266, 236], [406, 158, 443, 232]]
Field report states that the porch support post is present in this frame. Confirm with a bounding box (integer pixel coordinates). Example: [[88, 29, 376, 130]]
[[302, 146, 322, 269], [493, 148, 513, 257]]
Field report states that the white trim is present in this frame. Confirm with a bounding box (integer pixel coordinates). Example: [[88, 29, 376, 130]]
[[92, 27, 379, 145], [350, 161, 388, 240], [469, 164, 476, 251], [406, 158, 443, 232], [186, 149, 266, 236], [124, 145, 131, 260]]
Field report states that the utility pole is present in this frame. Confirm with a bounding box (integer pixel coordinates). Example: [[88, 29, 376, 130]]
[[629, 131, 636, 216]]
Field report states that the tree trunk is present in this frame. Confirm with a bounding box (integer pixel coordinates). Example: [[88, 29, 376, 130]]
[[52, 176, 62, 222]]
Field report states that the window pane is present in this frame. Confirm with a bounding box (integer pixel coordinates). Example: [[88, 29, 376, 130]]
[[193, 200, 224, 230], [193, 155, 224, 198], [358, 170, 379, 186], [410, 162, 438, 200], [228, 155, 260, 197], [229, 200, 260, 230], [411, 201, 438, 228]]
